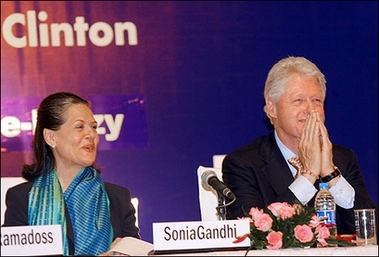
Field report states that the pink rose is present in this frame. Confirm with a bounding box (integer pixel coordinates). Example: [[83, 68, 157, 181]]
[[294, 225, 314, 243], [278, 205, 295, 220], [267, 202, 286, 216], [316, 225, 330, 246], [267, 202, 294, 220], [266, 231, 283, 250], [254, 213, 273, 232], [309, 214, 320, 228], [249, 207, 263, 220]]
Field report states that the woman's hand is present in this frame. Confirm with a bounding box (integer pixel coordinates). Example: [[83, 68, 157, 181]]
[[98, 237, 124, 256]]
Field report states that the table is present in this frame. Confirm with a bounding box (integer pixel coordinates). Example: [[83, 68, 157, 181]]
[[156, 245, 378, 256]]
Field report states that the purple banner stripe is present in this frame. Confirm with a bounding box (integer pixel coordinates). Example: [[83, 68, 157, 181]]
[[1, 95, 148, 152]]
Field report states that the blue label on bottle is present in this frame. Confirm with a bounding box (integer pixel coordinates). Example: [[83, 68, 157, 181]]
[[316, 210, 336, 225]]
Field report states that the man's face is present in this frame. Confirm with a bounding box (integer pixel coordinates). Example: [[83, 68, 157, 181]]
[[267, 73, 325, 143]]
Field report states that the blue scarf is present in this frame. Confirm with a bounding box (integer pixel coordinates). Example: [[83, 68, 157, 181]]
[[28, 166, 114, 255]]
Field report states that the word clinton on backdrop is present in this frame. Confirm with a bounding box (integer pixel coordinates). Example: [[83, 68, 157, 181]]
[[2, 10, 138, 48]]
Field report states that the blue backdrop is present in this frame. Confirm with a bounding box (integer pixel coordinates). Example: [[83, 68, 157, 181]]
[[1, 1, 377, 243]]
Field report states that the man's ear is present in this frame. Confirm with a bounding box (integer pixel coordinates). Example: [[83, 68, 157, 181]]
[[266, 98, 277, 119], [43, 128, 55, 148]]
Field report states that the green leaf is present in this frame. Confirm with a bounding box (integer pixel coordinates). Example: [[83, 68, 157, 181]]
[[326, 238, 355, 247]]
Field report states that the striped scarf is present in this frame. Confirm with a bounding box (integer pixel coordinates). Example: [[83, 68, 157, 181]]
[[28, 166, 113, 255]]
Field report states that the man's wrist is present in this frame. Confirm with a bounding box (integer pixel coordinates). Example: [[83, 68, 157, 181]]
[[320, 166, 341, 182], [301, 169, 319, 180]]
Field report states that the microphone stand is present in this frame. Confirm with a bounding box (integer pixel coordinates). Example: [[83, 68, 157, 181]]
[[216, 192, 227, 220]]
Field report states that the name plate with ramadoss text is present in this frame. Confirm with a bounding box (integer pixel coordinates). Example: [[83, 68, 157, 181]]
[[1, 225, 63, 256], [152, 219, 250, 253]]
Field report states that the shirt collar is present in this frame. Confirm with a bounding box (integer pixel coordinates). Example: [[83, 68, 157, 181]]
[[274, 130, 297, 175]]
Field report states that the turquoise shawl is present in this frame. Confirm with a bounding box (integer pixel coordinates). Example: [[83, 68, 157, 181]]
[[28, 166, 114, 255]]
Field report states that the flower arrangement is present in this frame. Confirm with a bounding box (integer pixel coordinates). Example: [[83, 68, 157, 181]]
[[233, 202, 354, 250]]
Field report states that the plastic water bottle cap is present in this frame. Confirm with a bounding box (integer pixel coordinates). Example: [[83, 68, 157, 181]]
[[319, 182, 329, 189]]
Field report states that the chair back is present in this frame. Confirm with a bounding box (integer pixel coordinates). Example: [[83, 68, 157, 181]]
[[131, 197, 139, 227], [197, 165, 224, 221], [1, 177, 27, 225], [212, 154, 226, 168]]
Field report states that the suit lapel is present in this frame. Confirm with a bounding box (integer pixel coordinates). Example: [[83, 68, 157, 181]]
[[64, 205, 75, 254], [260, 132, 295, 197]]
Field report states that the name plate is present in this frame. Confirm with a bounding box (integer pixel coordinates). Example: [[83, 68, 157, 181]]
[[1, 225, 63, 256], [152, 220, 250, 252]]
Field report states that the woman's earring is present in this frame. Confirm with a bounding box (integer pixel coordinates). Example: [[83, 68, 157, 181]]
[[52, 144, 55, 149]]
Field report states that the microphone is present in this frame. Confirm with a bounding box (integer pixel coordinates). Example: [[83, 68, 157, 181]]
[[201, 170, 236, 200]]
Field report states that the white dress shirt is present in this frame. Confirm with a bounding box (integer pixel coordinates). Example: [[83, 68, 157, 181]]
[[274, 130, 354, 208]]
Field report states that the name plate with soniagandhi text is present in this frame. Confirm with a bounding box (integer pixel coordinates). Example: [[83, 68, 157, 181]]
[[1, 225, 63, 256], [152, 219, 250, 253]]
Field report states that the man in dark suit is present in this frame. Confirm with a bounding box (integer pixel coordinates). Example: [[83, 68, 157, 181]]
[[222, 56, 377, 235]]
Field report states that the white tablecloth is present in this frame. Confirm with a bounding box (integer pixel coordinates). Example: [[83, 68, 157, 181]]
[[157, 245, 378, 256]]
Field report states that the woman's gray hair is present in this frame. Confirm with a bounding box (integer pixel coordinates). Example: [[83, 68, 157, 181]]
[[263, 56, 327, 119]]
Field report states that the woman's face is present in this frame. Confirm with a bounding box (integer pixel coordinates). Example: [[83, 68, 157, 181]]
[[52, 104, 99, 172]]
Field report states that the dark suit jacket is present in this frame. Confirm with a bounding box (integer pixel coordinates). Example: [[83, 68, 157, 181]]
[[2, 181, 140, 255], [222, 130, 378, 234]]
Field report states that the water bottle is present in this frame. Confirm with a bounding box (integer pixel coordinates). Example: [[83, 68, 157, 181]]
[[314, 182, 337, 247]]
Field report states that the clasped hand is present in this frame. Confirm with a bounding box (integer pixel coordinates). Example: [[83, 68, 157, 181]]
[[298, 110, 335, 183]]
